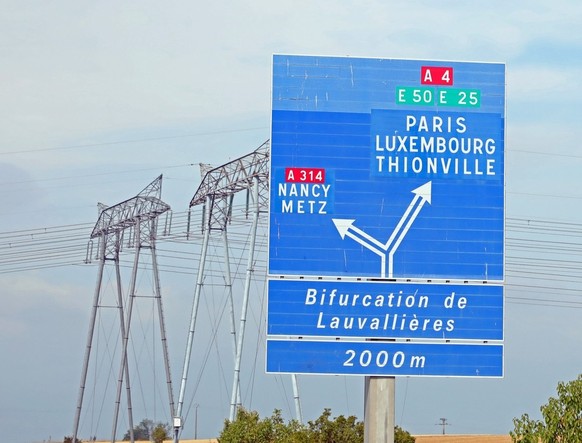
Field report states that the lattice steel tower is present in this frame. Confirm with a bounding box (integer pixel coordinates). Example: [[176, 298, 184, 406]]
[[72, 175, 175, 443], [172, 141, 301, 442]]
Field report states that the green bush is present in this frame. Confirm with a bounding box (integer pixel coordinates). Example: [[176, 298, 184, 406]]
[[152, 423, 170, 443], [305, 408, 363, 443], [123, 418, 171, 441], [395, 425, 416, 443], [510, 374, 582, 442], [219, 407, 415, 443]]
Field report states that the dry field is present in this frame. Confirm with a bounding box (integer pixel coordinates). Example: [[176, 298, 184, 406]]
[[92, 440, 217, 443], [414, 435, 512, 443], [92, 436, 511, 443]]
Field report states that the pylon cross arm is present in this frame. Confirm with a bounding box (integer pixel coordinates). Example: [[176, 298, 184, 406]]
[[90, 175, 171, 238]]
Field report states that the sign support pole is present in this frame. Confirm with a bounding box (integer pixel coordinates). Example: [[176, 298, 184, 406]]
[[364, 376, 395, 443]]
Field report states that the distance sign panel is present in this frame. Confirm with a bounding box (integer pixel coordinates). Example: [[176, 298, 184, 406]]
[[269, 55, 505, 280], [267, 279, 503, 340], [266, 339, 503, 377]]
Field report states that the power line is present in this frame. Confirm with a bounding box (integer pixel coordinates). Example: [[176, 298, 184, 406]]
[[0, 126, 268, 156], [1, 214, 582, 309], [0, 163, 197, 188], [509, 148, 582, 160]]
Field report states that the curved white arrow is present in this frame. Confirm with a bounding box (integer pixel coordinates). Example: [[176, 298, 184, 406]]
[[332, 218, 385, 250], [332, 218, 387, 276], [332, 181, 432, 278]]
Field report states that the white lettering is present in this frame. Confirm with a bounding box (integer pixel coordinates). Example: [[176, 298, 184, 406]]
[[423, 69, 433, 83], [305, 288, 317, 305]]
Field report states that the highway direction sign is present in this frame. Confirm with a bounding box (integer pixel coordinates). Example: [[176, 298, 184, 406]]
[[269, 55, 505, 281], [267, 55, 506, 378]]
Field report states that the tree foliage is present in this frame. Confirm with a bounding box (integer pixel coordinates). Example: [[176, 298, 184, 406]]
[[218, 407, 415, 443], [306, 408, 363, 443], [394, 425, 416, 443], [218, 408, 304, 443], [123, 418, 171, 441], [151, 423, 171, 443], [510, 374, 582, 442]]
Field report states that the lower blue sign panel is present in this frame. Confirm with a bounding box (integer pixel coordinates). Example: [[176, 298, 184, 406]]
[[266, 339, 503, 377]]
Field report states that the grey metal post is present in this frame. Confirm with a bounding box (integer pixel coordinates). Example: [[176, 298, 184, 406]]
[[112, 226, 141, 443], [364, 376, 395, 443], [229, 177, 260, 421], [150, 225, 176, 418], [291, 374, 303, 423], [174, 198, 212, 443], [223, 224, 241, 407], [194, 403, 199, 439], [72, 235, 107, 443]]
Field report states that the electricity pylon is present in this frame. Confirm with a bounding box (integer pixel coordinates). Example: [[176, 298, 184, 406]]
[[437, 417, 451, 435], [173, 141, 301, 442], [72, 175, 175, 443]]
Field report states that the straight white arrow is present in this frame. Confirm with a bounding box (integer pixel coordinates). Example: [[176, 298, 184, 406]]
[[387, 181, 432, 277], [383, 181, 432, 250]]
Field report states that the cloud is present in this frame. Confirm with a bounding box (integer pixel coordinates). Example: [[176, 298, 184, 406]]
[[0, 163, 44, 209], [0, 270, 90, 336], [1, 0, 580, 169]]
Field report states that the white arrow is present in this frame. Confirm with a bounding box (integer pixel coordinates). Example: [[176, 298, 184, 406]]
[[332, 218, 386, 251], [383, 181, 431, 249], [332, 181, 432, 278], [332, 218, 387, 276], [387, 181, 432, 277]]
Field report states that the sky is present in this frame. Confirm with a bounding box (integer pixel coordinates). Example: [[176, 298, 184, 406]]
[[1, 1, 582, 442]]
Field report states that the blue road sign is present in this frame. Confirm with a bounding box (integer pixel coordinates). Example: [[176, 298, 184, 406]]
[[268, 279, 503, 340], [266, 339, 503, 377], [269, 55, 505, 281]]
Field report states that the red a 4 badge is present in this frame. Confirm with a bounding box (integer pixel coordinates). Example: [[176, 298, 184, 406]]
[[421, 66, 454, 86]]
